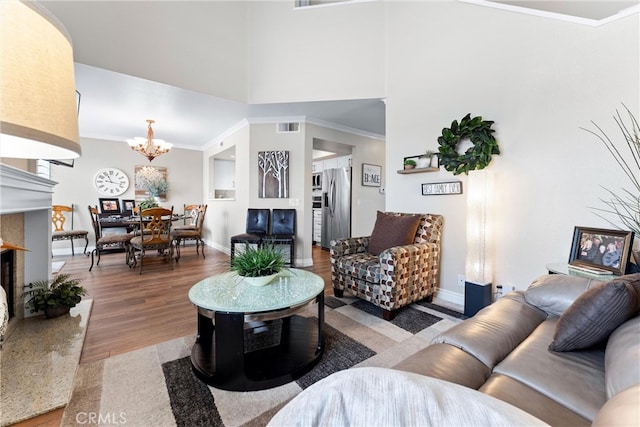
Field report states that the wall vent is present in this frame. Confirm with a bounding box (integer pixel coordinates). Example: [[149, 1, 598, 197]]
[[277, 122, 300, 133]]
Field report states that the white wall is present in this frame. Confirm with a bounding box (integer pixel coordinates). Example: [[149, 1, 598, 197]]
[[51, 137, 203, 255], [203, 125, 251, 254], [247, 0, 386, 103], [385, 1, 639, 304]]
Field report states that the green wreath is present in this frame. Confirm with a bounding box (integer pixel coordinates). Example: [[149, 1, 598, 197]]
[[437, 113, 500, 176]]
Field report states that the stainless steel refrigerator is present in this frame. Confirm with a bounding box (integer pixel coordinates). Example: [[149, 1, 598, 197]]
[[321, 167, 351, 249]]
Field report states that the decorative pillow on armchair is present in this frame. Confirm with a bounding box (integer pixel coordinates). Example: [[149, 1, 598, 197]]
[[368, 211, 422, 256], [549, 274, 640, 352]]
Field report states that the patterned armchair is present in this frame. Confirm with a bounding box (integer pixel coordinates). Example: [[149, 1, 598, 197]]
[[330, 213, 443, 320]]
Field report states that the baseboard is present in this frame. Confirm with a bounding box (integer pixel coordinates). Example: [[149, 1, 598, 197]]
[[434, 287, 464, 307]]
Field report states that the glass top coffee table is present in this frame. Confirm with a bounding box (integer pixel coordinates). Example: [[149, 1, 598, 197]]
[[188, 269, 325, 391]]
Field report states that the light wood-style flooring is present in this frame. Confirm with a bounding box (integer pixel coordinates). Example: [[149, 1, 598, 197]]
[[14, 244, 332, 427]]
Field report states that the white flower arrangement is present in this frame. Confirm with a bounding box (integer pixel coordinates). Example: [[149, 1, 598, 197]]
[[135, 166, 168, 197]]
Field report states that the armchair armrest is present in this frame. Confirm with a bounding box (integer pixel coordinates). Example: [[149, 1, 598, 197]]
[[379, 242, 441, 301], [330, 236, 371, 258]]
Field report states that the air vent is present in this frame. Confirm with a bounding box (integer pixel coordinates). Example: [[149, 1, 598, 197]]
[[277, 122, 300, 133]]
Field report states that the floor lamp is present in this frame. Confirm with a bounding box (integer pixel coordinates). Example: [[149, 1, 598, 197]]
[[464, 169, 494, 316]]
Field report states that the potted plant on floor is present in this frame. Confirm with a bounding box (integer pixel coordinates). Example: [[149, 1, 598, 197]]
[[24, 273, 87, 319], [231, 244, 285, 286]]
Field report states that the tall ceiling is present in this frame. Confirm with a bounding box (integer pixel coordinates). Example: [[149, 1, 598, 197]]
[[39, 0, 638, 151]]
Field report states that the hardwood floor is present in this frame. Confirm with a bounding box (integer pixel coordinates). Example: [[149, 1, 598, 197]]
[[15, 244, 332, 427]]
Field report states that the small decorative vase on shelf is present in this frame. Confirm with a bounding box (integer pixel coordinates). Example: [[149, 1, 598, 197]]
[[430, 154, 439, 168], [241, 274, 278, 287], [416, 156, 430, 168]]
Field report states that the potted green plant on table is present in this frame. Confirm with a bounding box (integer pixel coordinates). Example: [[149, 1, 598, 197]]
[[138, 197, 159, 211], [24, 273, 87, 319], [231, 244, 285, 286]]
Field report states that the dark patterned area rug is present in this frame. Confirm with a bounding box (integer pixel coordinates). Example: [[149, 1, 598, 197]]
[[62, 300, 462, 426]]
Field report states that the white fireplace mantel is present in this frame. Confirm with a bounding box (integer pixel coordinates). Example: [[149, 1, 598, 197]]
[[1, 162, 57, 319], [0, 163, 56, 214]]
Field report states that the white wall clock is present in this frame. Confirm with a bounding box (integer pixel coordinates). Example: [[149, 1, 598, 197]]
[[94, 168, 130, 196]]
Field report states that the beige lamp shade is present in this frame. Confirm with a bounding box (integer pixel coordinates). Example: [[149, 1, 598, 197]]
[[0, 0, 81, 160]]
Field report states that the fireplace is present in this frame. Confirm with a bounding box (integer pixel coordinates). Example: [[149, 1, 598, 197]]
[[1, 250, 15, 320], [0, 163, 56, 340]]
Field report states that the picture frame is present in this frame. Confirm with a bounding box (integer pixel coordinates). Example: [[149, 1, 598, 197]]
[[98, 198, 121, 215], [121, 199, 136, 216], [568, 226, 634, 275], [134, 165, 168, 201], [362, 163, 382, 187]]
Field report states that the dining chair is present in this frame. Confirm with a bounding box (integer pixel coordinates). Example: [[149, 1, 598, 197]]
[[88, 206, 135, 271], [174, 204, 200, 231], [129, 207, 174, 274], [263, 208, 296, 267], [173, 204, 207, 261], [52, 204, 89, 256], [230, 208, 270, 264]]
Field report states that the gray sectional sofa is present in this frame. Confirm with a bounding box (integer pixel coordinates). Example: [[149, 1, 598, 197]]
[[394, 273, 640, 426], [268, 273, 639, 426]]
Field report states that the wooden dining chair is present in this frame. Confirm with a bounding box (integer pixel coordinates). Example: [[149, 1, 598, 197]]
[[174, 204, 200, 231], [173, 204, 207, 261], [88, 206, 135, 271], [129, 207, 174, 274], [52, 204, 89, 256]]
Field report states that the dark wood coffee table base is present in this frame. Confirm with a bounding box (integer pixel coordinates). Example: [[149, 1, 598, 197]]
[[191, 294, 324, 391]]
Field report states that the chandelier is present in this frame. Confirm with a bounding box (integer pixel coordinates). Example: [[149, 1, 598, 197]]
[[126, 119, 172, 162]]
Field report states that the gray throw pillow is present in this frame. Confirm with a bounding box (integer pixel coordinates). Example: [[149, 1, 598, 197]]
[[549, 275, 640, 352], [368, 211, 421, 256]]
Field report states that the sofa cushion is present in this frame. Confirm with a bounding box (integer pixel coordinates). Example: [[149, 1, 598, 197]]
[[493, 318, 606, 421], [549, 277, 640, 352], [432, 293, 547, 368], [333, 252, 381, 284], [525, 274, 601, 316], [604, 315, 640, 399], [480, 374, 590, 427], [368, 211, 421, 256], [393, 343, 491, 390]]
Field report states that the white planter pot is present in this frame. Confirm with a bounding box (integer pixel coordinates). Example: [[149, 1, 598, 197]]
[[241, 273, 278, 287], [430, 155, 439, 168], [416, 157, 430, 168]]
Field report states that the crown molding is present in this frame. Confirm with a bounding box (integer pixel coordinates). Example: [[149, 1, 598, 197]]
[[460, 0, 640, 26]]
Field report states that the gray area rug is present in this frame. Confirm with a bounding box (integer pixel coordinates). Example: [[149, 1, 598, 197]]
[[61, 298, 462, 426], [163, 323, 375, 426]]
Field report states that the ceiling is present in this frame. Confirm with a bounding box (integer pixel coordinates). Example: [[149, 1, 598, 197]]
[[39, 0, 638, 152]]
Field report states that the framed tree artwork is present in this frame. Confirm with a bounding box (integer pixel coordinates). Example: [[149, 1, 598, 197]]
[[258, 151, 289, 198]]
